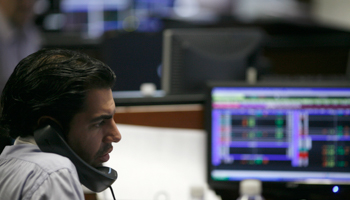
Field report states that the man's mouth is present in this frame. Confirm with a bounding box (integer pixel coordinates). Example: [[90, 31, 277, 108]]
[[98, 146, 113, 163]]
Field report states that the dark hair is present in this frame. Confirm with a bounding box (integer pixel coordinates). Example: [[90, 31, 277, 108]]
[[0, 48, 116, 138]]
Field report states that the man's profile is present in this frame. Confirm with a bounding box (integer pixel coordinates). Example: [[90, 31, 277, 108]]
[[0, 48, 122, 199]]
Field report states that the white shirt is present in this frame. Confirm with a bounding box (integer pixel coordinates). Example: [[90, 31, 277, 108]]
[[0, 137, 84, 200], [0, 9, 41, 93]]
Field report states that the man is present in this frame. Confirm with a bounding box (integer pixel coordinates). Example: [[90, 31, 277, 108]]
[[0, 48, 122, 199]]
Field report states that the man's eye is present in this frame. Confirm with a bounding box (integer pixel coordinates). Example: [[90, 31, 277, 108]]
[[95, 120, 106, 127]]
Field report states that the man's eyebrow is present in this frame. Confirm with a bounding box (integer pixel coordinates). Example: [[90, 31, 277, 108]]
[[90, 108, 117, 123], [90, 115, 113, 123]]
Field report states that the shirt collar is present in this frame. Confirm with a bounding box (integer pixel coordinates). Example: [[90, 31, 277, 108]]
[[14, 136, 37, 145]]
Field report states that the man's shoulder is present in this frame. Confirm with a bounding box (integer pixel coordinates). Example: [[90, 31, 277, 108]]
[[0, 145, 84, 200], [1, 144, 77, 174]]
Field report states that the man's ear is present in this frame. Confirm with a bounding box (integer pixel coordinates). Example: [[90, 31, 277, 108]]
[[37, 116, 63, 130]]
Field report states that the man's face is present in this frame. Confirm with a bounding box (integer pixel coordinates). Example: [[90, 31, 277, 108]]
[[67, 88, 121, 167]]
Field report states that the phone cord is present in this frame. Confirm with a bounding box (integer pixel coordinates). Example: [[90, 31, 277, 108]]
[[109, 186, 116, 200]]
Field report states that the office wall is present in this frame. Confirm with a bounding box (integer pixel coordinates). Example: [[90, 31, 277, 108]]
[[97, 124, 220, 200]]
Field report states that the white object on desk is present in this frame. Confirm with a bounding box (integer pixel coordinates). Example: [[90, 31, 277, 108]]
[[97, 124, 220, 200], [140, 83, 157, 96]]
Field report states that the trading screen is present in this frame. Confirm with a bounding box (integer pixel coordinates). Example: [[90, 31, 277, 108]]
[[210, 86, 350, 182]]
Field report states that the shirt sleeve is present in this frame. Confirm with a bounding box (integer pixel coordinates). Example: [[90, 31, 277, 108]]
[[28, 168, 85, 200]]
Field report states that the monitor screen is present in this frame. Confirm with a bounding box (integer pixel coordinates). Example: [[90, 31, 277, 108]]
[[60, 0, 171, 35], [205, 81, 350, 198]]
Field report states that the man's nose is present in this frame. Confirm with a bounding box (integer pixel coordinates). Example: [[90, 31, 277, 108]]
[[104, 121, 122, 143]]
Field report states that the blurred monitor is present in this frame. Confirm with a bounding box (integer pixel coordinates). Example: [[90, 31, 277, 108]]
[[59, 0, 172, 35], [161, 28, 265, 95], [101, 31, 163, 92], [206, 81, 350, 199]]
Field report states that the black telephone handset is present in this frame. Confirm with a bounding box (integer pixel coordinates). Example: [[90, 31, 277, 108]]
[[34, 123, 118, 192]]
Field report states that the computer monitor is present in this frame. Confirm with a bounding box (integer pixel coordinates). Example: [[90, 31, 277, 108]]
[[162, 28, 266, 95], [60, 0, 169, 34], [101, 31, 163, 92], [205, 81, 350, 200]]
